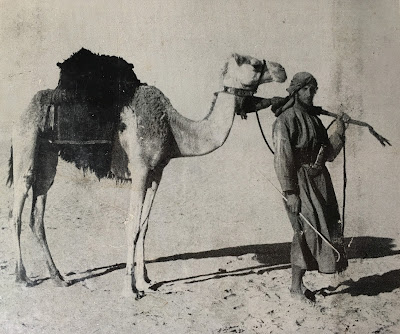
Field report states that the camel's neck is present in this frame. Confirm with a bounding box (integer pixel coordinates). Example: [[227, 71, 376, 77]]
[[168, 92, 238, 158]]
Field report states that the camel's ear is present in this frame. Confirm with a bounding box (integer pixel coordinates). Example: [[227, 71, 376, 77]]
[[232, 53, 246, 66]]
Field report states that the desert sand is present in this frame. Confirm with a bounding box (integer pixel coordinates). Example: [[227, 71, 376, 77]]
[[0, 113, 399, 333]]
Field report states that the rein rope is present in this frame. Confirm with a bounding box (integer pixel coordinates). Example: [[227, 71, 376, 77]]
[[255, 111, 274, 154], [342, 142, 347, 234], [255, 60, 267, 88]]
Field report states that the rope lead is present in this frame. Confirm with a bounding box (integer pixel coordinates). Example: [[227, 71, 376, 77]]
[[255, 111, 274, 154]]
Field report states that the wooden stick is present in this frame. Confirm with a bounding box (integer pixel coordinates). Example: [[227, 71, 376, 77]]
[[316, 108, 391, 147], [266, 178, 342, 263]]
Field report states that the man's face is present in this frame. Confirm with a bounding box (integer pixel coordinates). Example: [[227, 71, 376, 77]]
[[296, 84, 317, 106]]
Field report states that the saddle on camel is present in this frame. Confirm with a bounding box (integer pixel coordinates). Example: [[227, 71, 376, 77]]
[[42, 48, 142, 178]]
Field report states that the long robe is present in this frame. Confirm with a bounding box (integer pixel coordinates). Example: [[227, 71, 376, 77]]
[[272, 103, 348, 273]]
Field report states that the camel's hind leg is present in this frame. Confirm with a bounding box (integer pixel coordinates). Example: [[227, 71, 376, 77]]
[[13, 181, 34, 286], [29, 140, 67, 286], [11, 130, 37, 286], [134, 167, 163, 297]]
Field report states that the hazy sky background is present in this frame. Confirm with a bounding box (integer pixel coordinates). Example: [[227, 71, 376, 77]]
[[1, 0, 399, 126], [0, 0, 399, 242], [0, 1, 399, 166]]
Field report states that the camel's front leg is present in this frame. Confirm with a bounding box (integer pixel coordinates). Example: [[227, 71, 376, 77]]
[[123, 166, 148, 297], [134, 168, 163, 297]]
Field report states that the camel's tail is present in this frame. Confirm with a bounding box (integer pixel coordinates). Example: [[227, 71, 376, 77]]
[[7, 146, 13, 187]]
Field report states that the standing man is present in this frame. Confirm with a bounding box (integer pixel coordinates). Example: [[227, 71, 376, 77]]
[[272, 72, 349, 303]]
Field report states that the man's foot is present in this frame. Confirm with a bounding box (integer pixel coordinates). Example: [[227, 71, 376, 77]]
[[290, 288, 315, 305], [291, 266, 315, 304]]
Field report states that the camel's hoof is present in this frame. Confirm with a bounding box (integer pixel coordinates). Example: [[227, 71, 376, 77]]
[[135, 290, 146, 300], [15, 276, 35, 287], [136, 280, 155, 293], [15, 265, 34, 287], [49, 271, 69, 287], [121, 286, 152, 299], [52, 276, 69, 287]]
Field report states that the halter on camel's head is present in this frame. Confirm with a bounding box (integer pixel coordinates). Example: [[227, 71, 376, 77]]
[[222, 53, 287, 97]]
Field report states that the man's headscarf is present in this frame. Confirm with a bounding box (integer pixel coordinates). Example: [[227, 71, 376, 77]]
[[286, 72, 318, 96], [272, 72, 319, 116]]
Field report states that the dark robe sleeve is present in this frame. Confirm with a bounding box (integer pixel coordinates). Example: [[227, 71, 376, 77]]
[[326, 120, 345, 162], [272, 118, 298, 193]]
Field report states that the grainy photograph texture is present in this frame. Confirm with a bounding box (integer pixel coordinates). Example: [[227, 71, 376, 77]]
[[0, 1, 399, 333]]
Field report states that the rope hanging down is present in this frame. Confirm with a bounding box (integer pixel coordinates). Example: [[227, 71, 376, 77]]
[[255, 111, 274, 154]]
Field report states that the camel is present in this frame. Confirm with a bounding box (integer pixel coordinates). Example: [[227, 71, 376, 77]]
[[8, 52, 286, 298]]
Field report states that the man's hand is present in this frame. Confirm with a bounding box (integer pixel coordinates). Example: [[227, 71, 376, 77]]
[[238, 111, 248, 120], [238, 97, 259, 119], [286, 193, 301, 215], [253, 96, 286, 111], [340, 111, 351, 123], [254, 98, 272, 111], [238, 96, 289, 119], [336, 111, 351, 136], [270, 96, 286, 108]]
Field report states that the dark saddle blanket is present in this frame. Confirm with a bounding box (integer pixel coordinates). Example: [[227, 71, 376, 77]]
[[46, 97, 116, 144], [46, 48, 141, 144]]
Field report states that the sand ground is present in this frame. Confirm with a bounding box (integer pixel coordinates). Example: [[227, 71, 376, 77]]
[[0, 117, 399, 334]]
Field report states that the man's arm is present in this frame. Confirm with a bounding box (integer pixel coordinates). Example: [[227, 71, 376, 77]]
[[326, 113, 349, 162], [273, 119, 301, 216], [242, 96, 286, 114]]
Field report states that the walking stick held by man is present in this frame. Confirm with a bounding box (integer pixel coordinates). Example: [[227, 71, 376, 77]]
[[242, 95, 391, 147]]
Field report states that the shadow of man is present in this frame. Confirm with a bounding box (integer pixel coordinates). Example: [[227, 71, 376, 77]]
[[319, 269, 400, 297]]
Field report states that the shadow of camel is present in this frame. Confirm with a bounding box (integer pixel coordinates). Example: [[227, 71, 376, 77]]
[[61, 236, 399, 289], [66, 263, 126, 286]]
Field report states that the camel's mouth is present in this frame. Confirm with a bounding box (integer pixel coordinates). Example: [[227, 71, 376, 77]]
[[266, 61, 287, 83]]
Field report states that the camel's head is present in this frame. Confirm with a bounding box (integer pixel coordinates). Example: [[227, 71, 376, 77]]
[[222, 53, 287, 91]]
